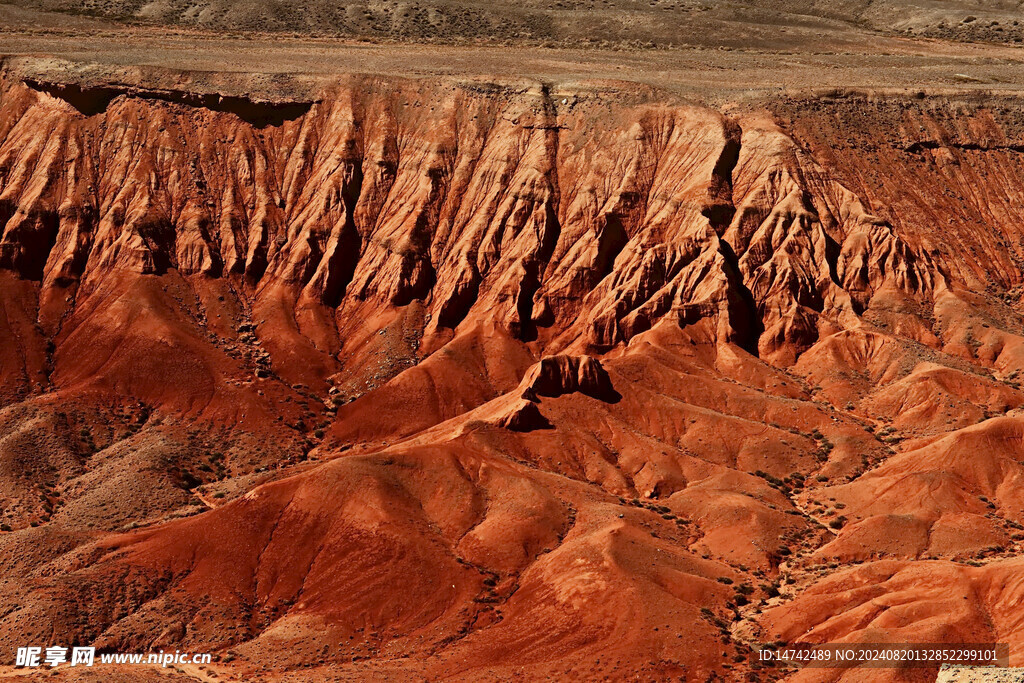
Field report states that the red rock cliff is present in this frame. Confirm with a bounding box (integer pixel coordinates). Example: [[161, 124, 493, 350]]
[[3, 75, 1024, 680]]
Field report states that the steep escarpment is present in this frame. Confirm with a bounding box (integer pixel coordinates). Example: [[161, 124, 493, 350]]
[[0, 76, 938, 380], [772, 94, 1024, 291], [4, 74, 1024, 681]]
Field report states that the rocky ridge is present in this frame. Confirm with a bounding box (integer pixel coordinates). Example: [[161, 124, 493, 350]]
[[0, 75, 939, 373]]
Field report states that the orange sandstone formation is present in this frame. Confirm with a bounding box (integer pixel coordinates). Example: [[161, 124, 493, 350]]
[[1, 72, 1024, 680]]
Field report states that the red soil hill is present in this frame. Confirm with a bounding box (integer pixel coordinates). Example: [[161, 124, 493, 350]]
[[1, 74, 1023, 680]]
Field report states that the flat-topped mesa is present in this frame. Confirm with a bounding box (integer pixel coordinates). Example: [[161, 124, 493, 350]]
[[0, 75, 954, 367], [517, 355, 617, 402]]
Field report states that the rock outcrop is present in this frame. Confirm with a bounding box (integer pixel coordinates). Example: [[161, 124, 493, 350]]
[[496, 398, 551, 431], [517, 354, 616, 401]]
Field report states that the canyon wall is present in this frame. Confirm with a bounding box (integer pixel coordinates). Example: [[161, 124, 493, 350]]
[[0, 76, 946, 379], [2, 72, 1024, 680]]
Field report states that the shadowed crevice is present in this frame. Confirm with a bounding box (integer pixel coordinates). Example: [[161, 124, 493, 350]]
[[24, 78, 313, 127]]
